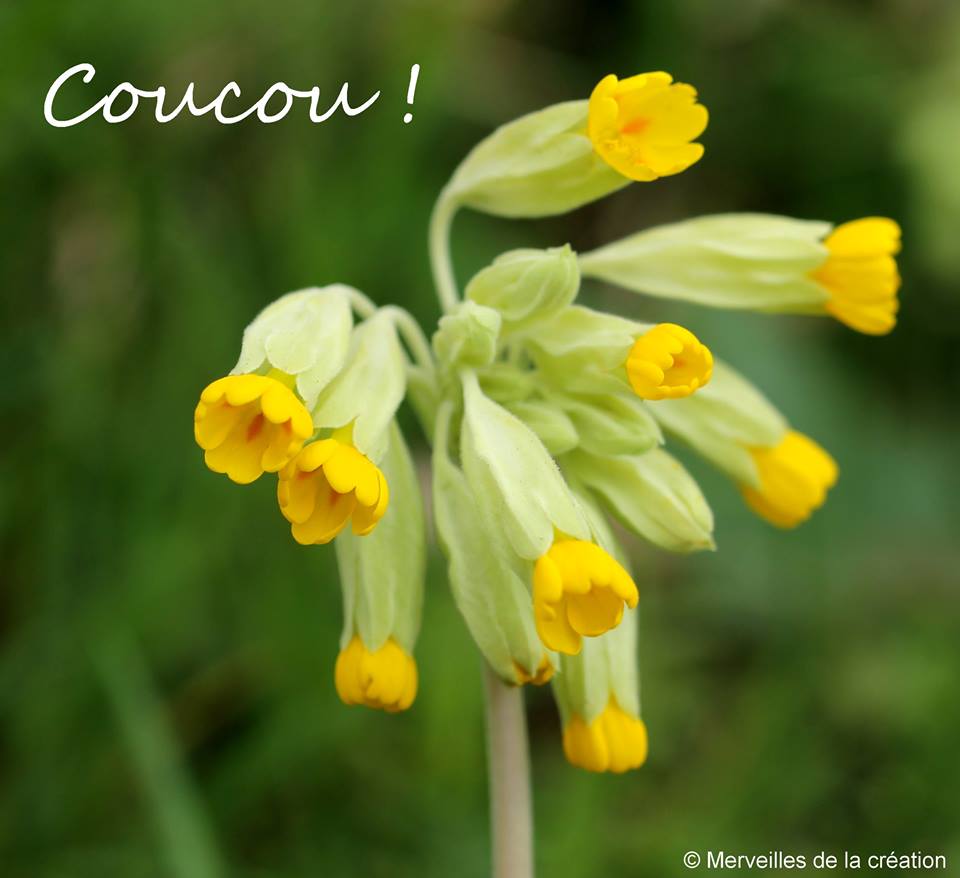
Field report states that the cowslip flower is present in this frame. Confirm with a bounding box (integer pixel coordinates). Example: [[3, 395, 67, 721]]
[[193, 65, 897, 815], [578, 213, 903, 335], [333, 423, 424, 711], [277, 433, 389, 545], [741, 430, 839, 528], [194, 372, 314, 484], [587, 72, 708, 182], [811, 217, 902, 335], [533, 538, 638, 656]]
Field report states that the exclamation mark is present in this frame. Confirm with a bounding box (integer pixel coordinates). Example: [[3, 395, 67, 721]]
[[403, 63, 420, 124]]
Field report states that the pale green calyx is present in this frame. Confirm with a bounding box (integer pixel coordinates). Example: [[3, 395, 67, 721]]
[[553, 603, 640, 726], [503, 399, 579, 455], [312, 309, 407, 461], [579, 213, 832, 312], [460, 371, 590, 560], [433, 301, 501, 371], [232, 285, 354, 408], [466, 245, 580, 331], [445, 102, 626, 218], [432, 407, 553, 684], [648, 359, 787, 487], [566, 448, 715, 553], [335, 422, 425, 653], [554, 391, 662, 457]]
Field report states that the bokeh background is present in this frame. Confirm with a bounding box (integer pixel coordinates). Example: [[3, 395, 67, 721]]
[[3, 1, 959, 875]]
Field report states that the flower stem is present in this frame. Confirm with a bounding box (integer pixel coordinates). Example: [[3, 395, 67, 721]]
[[429, 189, 460, 314], [483, 663, 534, 878]]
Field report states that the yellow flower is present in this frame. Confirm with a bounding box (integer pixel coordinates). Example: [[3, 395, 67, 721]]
[[334, 636, 418, 712], [587, 72, 708, 182], [626, 323, 713, 400], [741, 430, 839, 528], [563, 698, 648, 773], [277, 437, 389, 545], [533, 539, 638, 655], [811, 217, 902, 335], [194, 373, 313, 485], [512, 656, 555, 686]]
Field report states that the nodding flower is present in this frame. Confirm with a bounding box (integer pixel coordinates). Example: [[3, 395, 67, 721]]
[[563, 698, 649, 774], [741, 430, 838, 529], [533, 539, 638, 656], [811, 217, 901, 336], [587, 72, 708, 182], [194, 372, 313, 485], [335, 636, 418, 713], [277, 432, 389, 545]]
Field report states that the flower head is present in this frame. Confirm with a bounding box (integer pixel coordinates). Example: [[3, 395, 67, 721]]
[[194, 373, 313, 485], [533, 539, 638, 655], [588, 72, 708, 182], [625, 323, 713, 400], [563, 698, 649, 773], [277, 436, 389, 545], [811, 218, 902, 335], [334, 636, 418, 712], [741, 430, 838, 528]]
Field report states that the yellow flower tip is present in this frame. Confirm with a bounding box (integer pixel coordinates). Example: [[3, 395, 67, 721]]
[[625, 323, 713, 400], [334, 636, 417, 712], [512, 656, 555, 687], [741, 430, 839, 529], [533, 539, 638, 656], [811, 217, 902, 336], [276, 437, 389, 545], [563, 699, 648, 774], [194, 374, 313, 485], [587, 71, 708, 182]]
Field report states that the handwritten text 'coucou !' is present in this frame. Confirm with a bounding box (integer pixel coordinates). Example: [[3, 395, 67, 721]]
[[44, 63, 421, 127]]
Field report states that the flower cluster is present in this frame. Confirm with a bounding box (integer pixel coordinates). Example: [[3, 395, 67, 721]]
[[194, 72, 900, 774]]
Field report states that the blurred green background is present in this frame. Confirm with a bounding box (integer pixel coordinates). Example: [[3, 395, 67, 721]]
[[2, 0, 959, 875]]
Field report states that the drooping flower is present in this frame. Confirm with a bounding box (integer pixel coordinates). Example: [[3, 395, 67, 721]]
[[587, 72, 708, 182], [741, 430, 838, 528], [276, 434, 389, 545], [335, 636, 418, 712], [811, 217, 902, 335], [533, 539, 638, 656], [577, 213, 903, 335], [333, 422, 424, 710], [194, 372, 314, 484], [625, 323, 713, 400], [563, 698, 649, 773]]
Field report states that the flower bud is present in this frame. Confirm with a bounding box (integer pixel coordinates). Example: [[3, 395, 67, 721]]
[[432, 301, 501, 371], [530, 307, 712, 402], [312, 310, 407, 461], [233, 285, 354, 408], [566, 448, 714, 553], [460, 372, 590, 560], [466, 246, 579, 331], [433, 410, 554, 686], [334, 422, 424, 711], [555, 391, 661, 457]]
